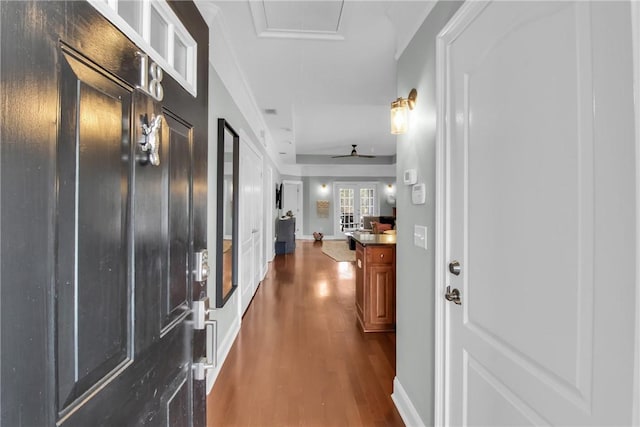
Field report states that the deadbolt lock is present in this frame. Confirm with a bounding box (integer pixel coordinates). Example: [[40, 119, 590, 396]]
[[449, 260, 461, 276], [194, 250, 209, 282]]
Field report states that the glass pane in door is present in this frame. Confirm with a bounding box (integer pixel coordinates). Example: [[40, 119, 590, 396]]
[[339, 188, 356, 231], [359, 187, 375, 228]]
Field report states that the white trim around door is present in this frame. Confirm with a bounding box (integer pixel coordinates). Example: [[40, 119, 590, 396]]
[[632, 1, 640, 424]]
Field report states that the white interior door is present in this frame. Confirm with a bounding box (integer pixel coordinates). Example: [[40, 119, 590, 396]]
[[252, 148, 263, 287], [441, 2, 637, 425], [239, 138, 262, 315], [282, 181, 302, 235], [265, 166, 274, 266]]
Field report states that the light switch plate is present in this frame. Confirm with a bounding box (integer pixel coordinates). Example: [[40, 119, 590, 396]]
[[414, 225, 428, 250]]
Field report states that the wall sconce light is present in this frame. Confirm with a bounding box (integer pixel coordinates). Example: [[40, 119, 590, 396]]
[[390, 88, 417, 135], [320, 184, 328, 193]]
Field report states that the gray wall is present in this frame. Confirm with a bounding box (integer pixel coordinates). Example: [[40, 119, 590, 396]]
[[207, 63, 281, 391], [301, 176, 396, 236], [395, 1, 463, 424]]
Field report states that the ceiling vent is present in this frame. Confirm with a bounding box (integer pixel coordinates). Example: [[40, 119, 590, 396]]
[[264, 108, 278, 115]]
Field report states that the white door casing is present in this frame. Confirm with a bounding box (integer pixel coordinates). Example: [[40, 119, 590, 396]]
[[436, 2, 637, 426], [633, 2, 640, 424]]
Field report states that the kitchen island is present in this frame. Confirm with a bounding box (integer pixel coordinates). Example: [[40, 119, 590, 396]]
[[352, 232, 396, 332]]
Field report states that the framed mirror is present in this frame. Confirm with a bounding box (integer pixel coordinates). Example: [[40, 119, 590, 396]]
[[216, 118, 239, 308]]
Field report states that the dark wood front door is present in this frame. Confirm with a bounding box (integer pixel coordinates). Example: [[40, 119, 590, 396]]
[[0, 2, 208, 425]]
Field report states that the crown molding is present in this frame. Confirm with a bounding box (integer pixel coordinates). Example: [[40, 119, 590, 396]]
[[195, 2, 283, 173]]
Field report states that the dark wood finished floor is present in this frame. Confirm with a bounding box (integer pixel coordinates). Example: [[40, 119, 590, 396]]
[[207, 241, 404, 427]]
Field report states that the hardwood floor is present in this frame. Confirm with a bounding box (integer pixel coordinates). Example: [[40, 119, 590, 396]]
[[207, 241, 404, 427]]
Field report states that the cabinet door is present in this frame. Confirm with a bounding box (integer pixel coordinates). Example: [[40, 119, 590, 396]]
[[368, 265, 395, 327]]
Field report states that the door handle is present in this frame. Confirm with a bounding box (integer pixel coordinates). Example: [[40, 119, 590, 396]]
[[445, 286, 461, 305], [192, 297, 217, 381]]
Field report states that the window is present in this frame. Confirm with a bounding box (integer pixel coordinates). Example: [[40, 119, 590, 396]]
[[88, 0, 198, 97]]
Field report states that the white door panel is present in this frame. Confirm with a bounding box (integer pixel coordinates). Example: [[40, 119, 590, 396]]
[[282, 181, 302, 235], [239, 137, 263, 315], [442, 2, 636, 425]]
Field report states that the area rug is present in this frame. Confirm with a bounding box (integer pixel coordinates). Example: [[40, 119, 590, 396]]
[[321, 240, 355, 262]]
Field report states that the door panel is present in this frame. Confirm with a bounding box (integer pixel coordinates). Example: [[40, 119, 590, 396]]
[[239, 139, 263, 314], [56, 48, 133, 412], [162, 113, 193, 332], [0, 2, 209, 425], [444, 2, 636, 425]]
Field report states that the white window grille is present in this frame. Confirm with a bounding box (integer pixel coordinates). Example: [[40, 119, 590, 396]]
[[88, 0, 198, 97]]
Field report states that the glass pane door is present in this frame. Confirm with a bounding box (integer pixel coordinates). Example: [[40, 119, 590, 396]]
[[335, 183, 378, 234], [338, 188, 356, 232]]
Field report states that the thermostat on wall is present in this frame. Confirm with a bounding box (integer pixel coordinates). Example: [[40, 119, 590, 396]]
[[412, 183, 426, 204], [403, 169, 417, 185]]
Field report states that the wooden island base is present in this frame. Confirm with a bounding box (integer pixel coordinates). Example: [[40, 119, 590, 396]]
[[353, 233, 396, 332]]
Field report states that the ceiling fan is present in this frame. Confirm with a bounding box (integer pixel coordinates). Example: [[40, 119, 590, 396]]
[[331, 144, 376, 159]]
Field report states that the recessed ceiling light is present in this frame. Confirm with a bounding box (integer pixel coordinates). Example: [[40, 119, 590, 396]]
[[279, 152, 287, 155], [264, 108, 278, 115], [281, 127, 292, 132]]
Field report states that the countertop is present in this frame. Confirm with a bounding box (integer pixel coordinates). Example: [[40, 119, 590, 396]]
[[351, 232, 396, 246]]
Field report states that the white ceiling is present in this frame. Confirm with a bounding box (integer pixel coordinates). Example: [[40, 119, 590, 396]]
[[198, 0, 436, 164]]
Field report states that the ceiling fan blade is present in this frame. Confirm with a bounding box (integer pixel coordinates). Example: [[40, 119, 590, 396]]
[[331, 144, 376, 158]]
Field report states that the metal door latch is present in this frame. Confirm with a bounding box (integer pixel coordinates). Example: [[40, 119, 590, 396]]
[[192, 297, 217, 380], [445, 286, 462, 305]]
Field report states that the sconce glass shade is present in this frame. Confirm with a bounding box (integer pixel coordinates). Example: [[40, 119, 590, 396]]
[[390, 98, 408, 135], [390, 88, 417, 135]]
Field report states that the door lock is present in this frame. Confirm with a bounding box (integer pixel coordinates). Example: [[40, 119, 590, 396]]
[[449, 260, 461, 276], [193, 249, 209, 282], [445, 286, 462, 305]]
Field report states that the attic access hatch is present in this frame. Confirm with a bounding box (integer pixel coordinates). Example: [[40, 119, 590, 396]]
[[249, 0, 345, 40]]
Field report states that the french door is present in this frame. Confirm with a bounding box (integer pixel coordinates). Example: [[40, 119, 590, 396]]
[[334, 183, 377, 234]]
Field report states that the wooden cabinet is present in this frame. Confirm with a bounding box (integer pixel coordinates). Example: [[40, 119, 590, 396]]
[[355, 241, 396, 332]]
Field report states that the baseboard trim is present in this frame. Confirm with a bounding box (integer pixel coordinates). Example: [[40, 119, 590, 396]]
[[206, 315, 241, 394], [391, 377, 426, 427]]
